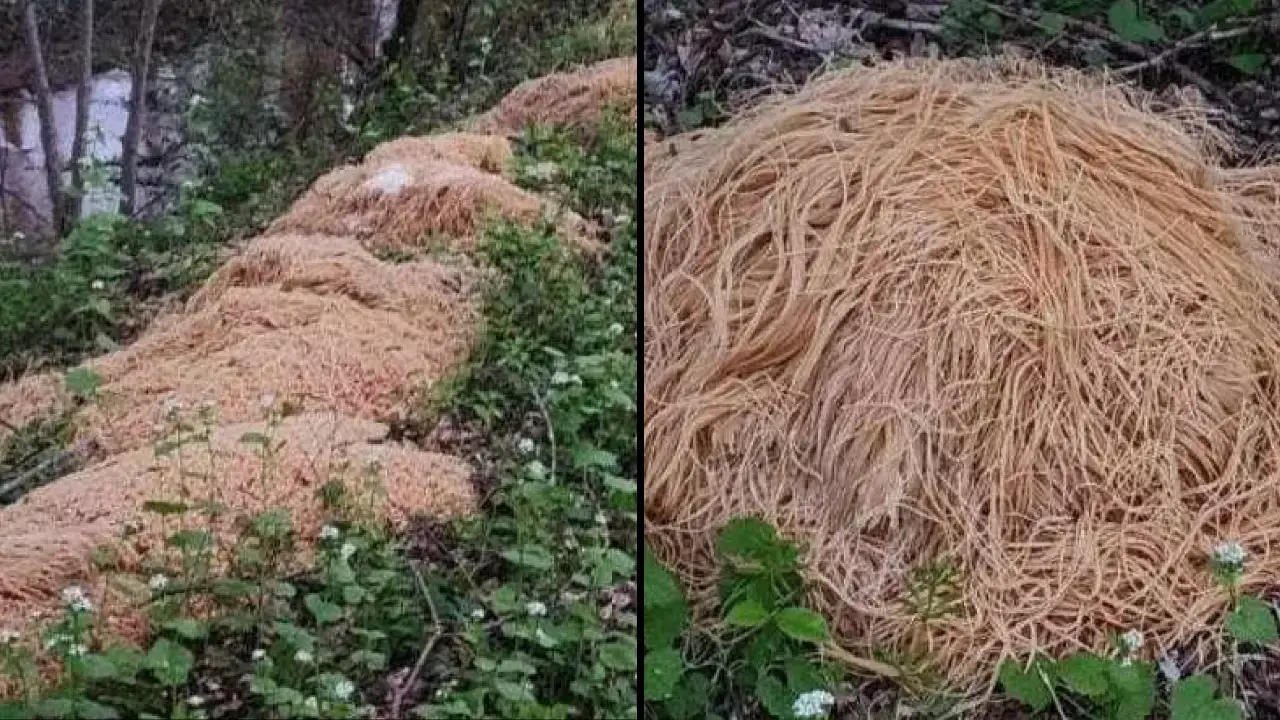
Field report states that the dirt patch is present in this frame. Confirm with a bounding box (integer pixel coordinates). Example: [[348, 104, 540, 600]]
[[644, 0, 1280, 159]]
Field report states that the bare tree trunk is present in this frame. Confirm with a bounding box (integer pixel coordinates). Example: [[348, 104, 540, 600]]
[[119, 0, 162, 217], [385, 0, 419, 64], [66, 0, 95, 231], [18, 0, 63, 234]]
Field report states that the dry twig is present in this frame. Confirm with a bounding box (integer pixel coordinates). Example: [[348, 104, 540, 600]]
[[390, 564, 444, 719]]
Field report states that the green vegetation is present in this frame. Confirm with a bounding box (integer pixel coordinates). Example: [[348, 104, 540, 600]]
[[0, 0, 635, 379], [998, 542, 1268, 719], [643, 521, 842, 720], [0, 107, 637, 720], [0, 1, 637, 717], [942, 0, 1271, 74]]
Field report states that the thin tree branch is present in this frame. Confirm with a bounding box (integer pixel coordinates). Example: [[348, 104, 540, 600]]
[[66, 0, 94, 231], [984, 3, 1235, 109], [390, 565, 444, 719], [119, 0, 162, 217], [18, 0, 65, 234]]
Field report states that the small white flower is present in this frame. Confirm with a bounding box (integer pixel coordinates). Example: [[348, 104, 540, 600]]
[[1158, 653, 1182, 682], [551, 371, 572, 386], [0, 630, 19, 644], [91, 280, 105, 290], [471, 609, 485, 620], [259, 393, 276, 411], [148, 574, 169, 591], [13, 231, 25, 240], [187, 695, 205, 707], [608, 323, 624, 336], [792, 689, 836, 719], [517, 437, 536, 454], [332, 678, 355, 701], [162, 397, 183, 419], [340, 542, 357, 561], [319, 524, 340, 540], [61, 586, 93, 613], [294, 649, 314, 664], [594, 512, 608, 526], [251, 648, 267, 661], [1213, 541, 1247, 567], [67, 644, 87, 657], [525, 601, 548, 617], [1119, 629, 1144, 654]]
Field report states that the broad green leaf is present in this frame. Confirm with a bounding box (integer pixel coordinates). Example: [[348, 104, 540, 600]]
[[643, 546, 685, 608], [33, 698, 77, 720], [75, 700, 120, 720], [1227, 54, 1267, 75], [775, 607, 830, 643], [212, 578, 257, 599], [1226, 595, 1278, 644], [725, 598, 770, 628], [746, 626, 786, 676], [979, 10, 1003, 34], [304, 594, 344, 625], [78, 654, 121, 681], [501, 544, 555, 570], [716, 517, 797, 573], [1055, 652, 1109, 698], [142, 638, 194, 686], [1169, 7, 1199, 30], [756, 674, 795, 720], [0, 703, 31, 720], [570, 448, 617, 470], [643, 647, 684, 701], [1108, 0, 1164, 42], [598, 639, 638, 671], [998, 659, 1053, 713], [1109, 661, 1156, 720], [1037, 12, 1068, 35], [239, 432, 269, 446], [1171, 675, 1243, 720], [664, 672, 711, 720], [492, 679, 537, 704], [165, 529, 213, 552], [141, 501, 189, 516], [64, 368, 101, 397], [162, 618, 208, 641], [783, 656, 826, 693], [644, 601, 688, 650], [1198, 0, 1256, 27]]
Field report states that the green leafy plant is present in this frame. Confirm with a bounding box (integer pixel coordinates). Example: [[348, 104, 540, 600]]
[[644, 518, 840, 720], [999, 539, 1271, 719]]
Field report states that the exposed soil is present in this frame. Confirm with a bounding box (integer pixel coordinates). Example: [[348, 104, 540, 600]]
[[643, 0, 1280, 162]]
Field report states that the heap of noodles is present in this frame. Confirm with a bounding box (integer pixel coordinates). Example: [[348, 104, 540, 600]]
[[644, 55, 1280, 688], [0, 55, 636, 659]]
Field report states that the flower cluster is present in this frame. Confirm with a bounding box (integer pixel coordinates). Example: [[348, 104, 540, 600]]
[[792, 689, 836, 719], [1211, 540, 1248, 588], [61, 586, 93, 613]]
